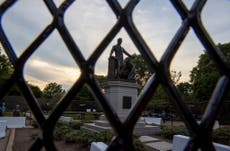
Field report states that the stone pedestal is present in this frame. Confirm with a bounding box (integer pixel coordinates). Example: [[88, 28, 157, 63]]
[[104, 80, 138, 121], [81, 80, 161, 135]]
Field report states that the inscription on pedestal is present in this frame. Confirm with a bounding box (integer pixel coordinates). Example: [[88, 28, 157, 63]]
[[123, 96, 132, 109]]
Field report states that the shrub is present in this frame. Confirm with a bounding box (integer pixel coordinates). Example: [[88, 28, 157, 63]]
[[162, 126, 230, 146], [133, 136, 148, 151], [161, 126, 189, 139], [53, 122, 148, 150], [54, 122, 72, 141], [213, 127, 230, 145], [63, 113, 80, 120], [64, 130, 79, 143], [84, 114, 95, 120], [73, 131, 147, 150], [69, 121, 83, 130], [55, 121, 69, 127], [95, 131, 113, 144], [81, 119, 93, 123], [74, 131, 96, 147]]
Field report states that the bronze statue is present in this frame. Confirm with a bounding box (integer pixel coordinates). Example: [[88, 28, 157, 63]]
[[108, 38, 135, 81], [119, 57, 135, 80]]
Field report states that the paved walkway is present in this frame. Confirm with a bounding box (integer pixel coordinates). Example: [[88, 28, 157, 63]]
[[0, 129, 11, 151], [6, 129, 15, 151], [139, 135, 172, 151]]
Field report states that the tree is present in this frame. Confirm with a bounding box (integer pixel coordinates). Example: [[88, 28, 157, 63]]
[[0, 50, 21, 95], [76, 84, 93, 100], [0, 51, 13, 84], [131, 54, 153, 87], [29, 84, 42, 98], [76, 75, 106, 100], [177, 82, 193, 102], [171, 71, 182, 85], [190, 42, 230, 101], [131, 54, 185, 114], [95, 75, 107, 86], [43, 82, 65, 99], [41, 82, 65, 111], [177, 82, 192, 96]]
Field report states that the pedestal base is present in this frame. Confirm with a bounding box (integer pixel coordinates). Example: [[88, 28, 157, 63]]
[[104, 81, 138, 121], [81, 81, 161, 136]]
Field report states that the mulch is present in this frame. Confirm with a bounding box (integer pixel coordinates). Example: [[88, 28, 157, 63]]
[[13, 128, 89, 151]]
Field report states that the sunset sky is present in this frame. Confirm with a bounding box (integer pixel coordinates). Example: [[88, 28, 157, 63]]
[[1, 0, 230, 90]]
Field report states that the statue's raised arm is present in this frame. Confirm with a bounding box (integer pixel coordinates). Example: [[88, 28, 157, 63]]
[[122, 47, 132, 58]]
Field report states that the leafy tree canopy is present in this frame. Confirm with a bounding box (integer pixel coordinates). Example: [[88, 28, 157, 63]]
[[190, 42, 230, 101], [43, 82, 65, 99], [29, 84, 42, 98], [76, 75, 106, 100], [0, 51, 13, 80], [0, 50, 20, 95], [131, 54, 153, 87]]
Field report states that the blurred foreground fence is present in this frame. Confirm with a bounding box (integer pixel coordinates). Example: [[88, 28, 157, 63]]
[[0, 0, 229, 150]]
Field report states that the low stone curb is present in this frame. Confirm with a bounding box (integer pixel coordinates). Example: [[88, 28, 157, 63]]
[[6, 129, 15, 151]]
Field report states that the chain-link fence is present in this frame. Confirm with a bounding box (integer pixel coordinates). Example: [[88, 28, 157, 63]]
[[0, 0, 229, 150]]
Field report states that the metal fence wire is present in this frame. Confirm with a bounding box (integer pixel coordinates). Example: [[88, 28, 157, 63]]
[[0, 0, 229, 151]]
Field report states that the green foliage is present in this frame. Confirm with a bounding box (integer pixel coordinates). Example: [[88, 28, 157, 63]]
[[3, 111, 23, 117], [62, 113, 80, 120], [65, 130, 147, 150], [0, 52, 13, 77], [146, 99, 170, 113], [42, 82, 65, 111], [54, 123, 113, 146], [76, 75, 106, 100], [95, 131, 114, 144], [162, 126, 230, 145], [54, 122, 74, 141], [69, 121, 83, 129], [84, 114, 95, 120], [190, 42, 230, 100], [213, 127, 230, 145], [133, 136, 149, 151], [171, 71, 182, 85], [76, 84, 93, 100], [64, 131, 80, 143], [0, 52, 21, 95], [95, 75, 107, 86], [177, 82, 192, 96], [177, 82, 193, 102], [53, 123, 147, 150], [29, 84, 42, 98], [62, 112, 99, 121], [161, 126, 189, 139], [2, 112, 12, 116], [75, 131, 110, 147], [131, 54, 185, 114], [43, 82, 65, 99], [131, 54, 153, 88]]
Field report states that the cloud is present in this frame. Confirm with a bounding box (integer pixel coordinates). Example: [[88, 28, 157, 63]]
[[24, 58, 80, 90], [2, 0, 52, 55], [64, 0, 117, 59], [133, 0, 181, 60], [201, 0, 230, 43], [1, 0, 229, 89]]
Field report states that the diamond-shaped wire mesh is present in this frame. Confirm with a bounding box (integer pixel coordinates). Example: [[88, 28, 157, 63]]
[[0, 0, 229, 150]]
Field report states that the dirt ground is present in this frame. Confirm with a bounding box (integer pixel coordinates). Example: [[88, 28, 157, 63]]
[[13, 128, 89, 151]]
